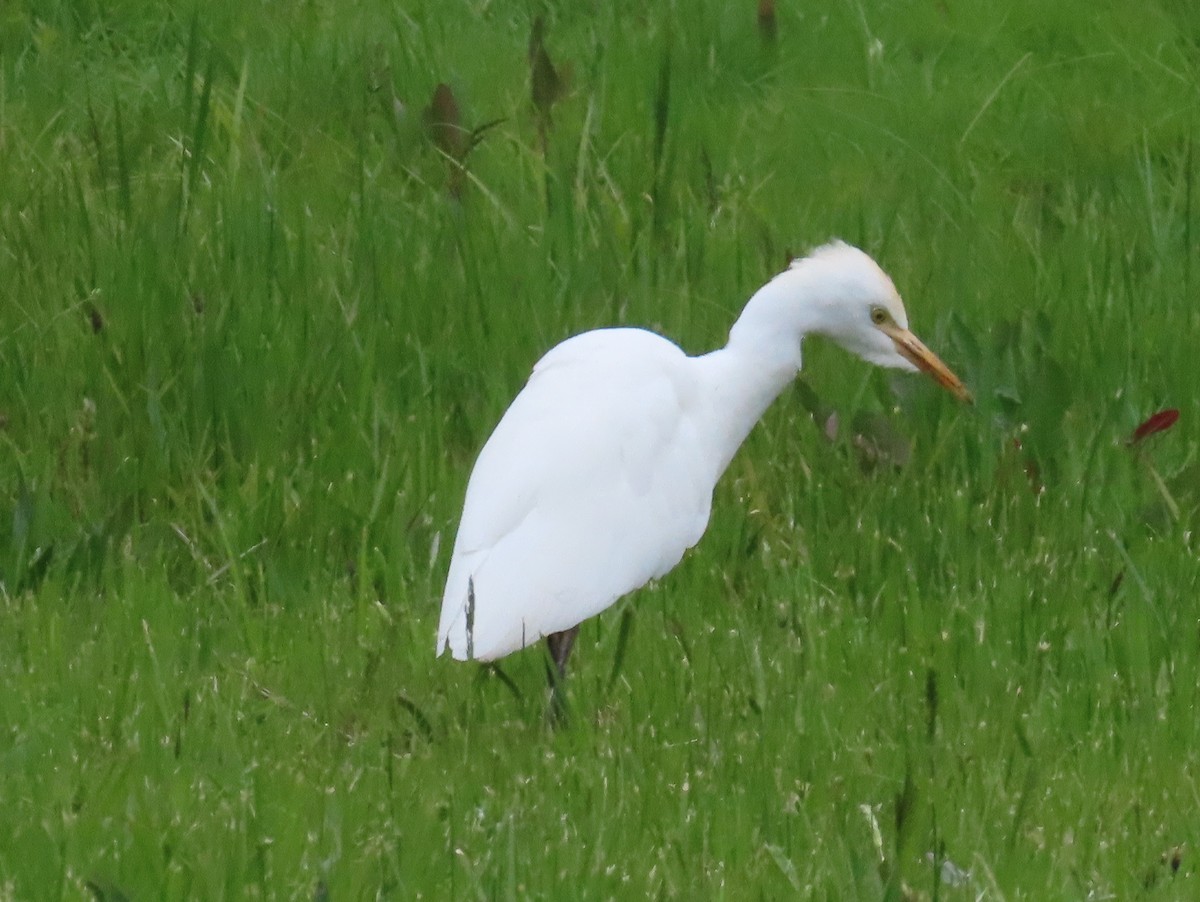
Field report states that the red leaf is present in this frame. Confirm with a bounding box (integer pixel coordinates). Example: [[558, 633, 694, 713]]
[[1129, 408, 1179, 445]]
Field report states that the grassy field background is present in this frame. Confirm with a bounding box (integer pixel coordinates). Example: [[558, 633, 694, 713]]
[[2, 0, 1198, 897]]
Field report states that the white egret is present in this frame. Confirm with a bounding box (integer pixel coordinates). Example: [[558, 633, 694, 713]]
[[436, 241, 970, 677]]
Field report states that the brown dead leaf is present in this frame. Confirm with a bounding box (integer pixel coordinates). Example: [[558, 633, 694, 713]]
[[757, 0, 778, 43], [529, 16, 571, 144], [424, 82, 466, 161]]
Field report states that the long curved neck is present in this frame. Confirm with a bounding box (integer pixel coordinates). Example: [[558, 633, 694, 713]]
[[728, 264, 832, 358], [691, 269, 826, 480]]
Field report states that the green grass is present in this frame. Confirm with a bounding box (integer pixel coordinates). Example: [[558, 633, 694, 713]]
[[2, 0, 1198, 897]]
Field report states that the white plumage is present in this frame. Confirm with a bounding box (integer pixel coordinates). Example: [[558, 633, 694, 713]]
[[437, 241, 969, 665]]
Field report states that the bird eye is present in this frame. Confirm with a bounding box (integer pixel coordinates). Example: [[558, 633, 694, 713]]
[[870, 306, 888, 325]]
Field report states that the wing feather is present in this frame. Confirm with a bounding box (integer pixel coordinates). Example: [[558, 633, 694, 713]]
[[437, 329, 714, 660]]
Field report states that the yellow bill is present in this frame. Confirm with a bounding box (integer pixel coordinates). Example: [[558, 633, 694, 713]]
[[880, 322, 973, 403]]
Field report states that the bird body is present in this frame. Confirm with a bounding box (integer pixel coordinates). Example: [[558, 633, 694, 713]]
[[437, 242, 970, 664]]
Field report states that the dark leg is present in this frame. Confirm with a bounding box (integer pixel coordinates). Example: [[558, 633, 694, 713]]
[[544, 625, 580, 726], [545, 625, 580, 680]]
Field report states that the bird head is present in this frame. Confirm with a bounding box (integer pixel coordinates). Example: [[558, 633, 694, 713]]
[[796, 241, 972, 402]]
